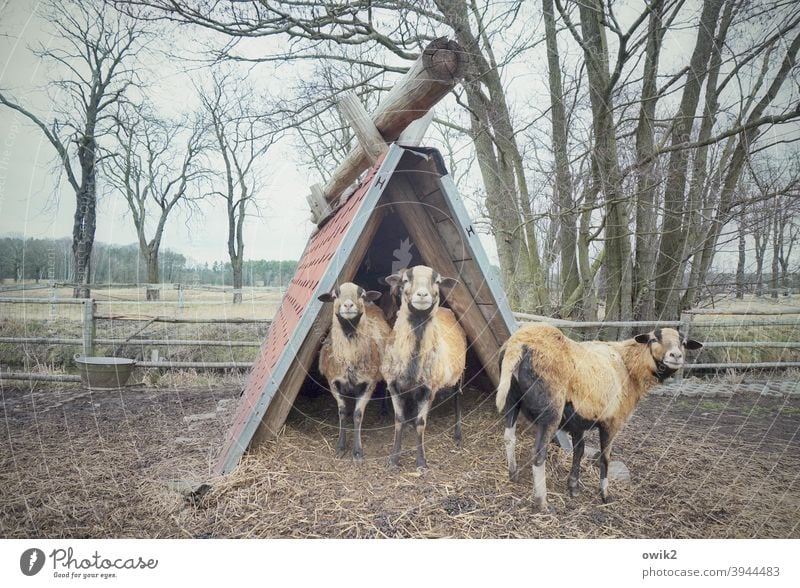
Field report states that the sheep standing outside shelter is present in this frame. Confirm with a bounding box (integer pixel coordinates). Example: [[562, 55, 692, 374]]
[[495, 324, 702, 511]]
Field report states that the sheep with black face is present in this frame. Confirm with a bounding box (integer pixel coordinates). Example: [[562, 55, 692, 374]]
[[495, 324, 702, 511], [318, 282, 392, 463], [382, 265, 467, 470]]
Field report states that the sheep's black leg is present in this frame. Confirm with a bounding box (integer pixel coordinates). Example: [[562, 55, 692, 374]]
[[598, 425, 613, 504], [379, 391, 389, 422], [568, 430, 585, 497], [452, 385, 463, 448], [333, 382, 347, 459], [503, 399, 521, 482], [352, 382, 371, 464]]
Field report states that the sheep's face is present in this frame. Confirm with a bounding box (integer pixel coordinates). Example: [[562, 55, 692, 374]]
[[634, 328, 703, 372], [385, 266, 457, 313], [318, 282, 381, 321]]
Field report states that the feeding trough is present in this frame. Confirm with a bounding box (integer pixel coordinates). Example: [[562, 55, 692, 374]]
[[73, 356, 137, 389]]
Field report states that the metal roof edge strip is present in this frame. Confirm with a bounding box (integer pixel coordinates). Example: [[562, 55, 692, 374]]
[[217, 144, 405, 474], [437, 173, 518, 335]]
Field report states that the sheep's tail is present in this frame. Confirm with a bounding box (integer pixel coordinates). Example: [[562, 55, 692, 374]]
[[495, 339, 525, 413]]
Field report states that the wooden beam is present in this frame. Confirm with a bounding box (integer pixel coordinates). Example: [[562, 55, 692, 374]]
[[322, 38, 465, 205], [307, 183, 331, 224], [397, 110, 434, 147], [387, 176, 502, 387], [252, 205, 389, 444], [336, 91, 387, 163]]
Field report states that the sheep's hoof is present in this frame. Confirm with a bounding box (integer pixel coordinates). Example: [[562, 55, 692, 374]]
[[568, 486, 581, 498], [535, 502, 555, 514], [335, 447, 347, 459], [601, 493, 615, 504], [352, 454, 364, 465], [415, 458, 428, 470], [387, 458, 400, 471], [509, 469, 521, 483], [453, 432, 463, 448]]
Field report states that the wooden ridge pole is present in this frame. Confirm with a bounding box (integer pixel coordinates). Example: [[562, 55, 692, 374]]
[[318, 37, 465, 210]]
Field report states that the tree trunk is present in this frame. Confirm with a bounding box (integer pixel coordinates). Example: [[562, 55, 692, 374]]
[[633, 0, 665, 320], [232, 257, 243, 304], [771, 203, 780, 299], [736, 222, 746, 299], [654, 0, 724, 318], [578, 0, 632, 330], [72, 170, 96, 299], [754, 230, 766, 296], [543, 0, 578, 314], [146, 247, 160, 301], [437, 0, 548, 312]]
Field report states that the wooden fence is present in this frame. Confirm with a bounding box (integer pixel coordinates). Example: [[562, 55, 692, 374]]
[[0, 297, 798, 383]]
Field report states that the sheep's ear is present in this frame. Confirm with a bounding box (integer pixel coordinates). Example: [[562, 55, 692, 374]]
[[318, 292, 335, 303], [384, 273, 402, 288], [634, 333, 651, 344], [685, 339, 703, 350], [364, 290, 382, 302]]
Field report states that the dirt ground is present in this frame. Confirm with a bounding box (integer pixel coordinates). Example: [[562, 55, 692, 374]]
[[1, 378, 798, 539]]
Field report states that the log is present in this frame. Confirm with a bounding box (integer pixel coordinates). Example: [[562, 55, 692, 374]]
[[307, 183, 331, 224], [321, 37, 465, 205], [397, 110, 434, 146], [336, 91, 386, 163]]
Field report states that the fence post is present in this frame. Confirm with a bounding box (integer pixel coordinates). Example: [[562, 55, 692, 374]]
[[50, 285, 59, 320], [82, 299, 96, 357], [678, 310, 693, 381]]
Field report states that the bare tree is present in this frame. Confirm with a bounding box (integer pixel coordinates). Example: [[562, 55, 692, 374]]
[[105, 105, 206, 299], [113, 0, 551, 311], [199, 70, 279, 303], [0, 0, 146, 297]]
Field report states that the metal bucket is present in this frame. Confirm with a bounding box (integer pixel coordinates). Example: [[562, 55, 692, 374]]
[[73, 356, 137, 389]]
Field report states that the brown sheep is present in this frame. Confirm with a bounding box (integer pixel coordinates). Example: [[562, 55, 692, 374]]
[[382, 265, 467, 470], [495, 324, 702, 511], [318, 282, 392, 463]]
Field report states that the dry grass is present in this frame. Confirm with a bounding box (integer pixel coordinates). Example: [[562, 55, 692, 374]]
[[0, 285, 283, 321], [2, 381, 798, 539]]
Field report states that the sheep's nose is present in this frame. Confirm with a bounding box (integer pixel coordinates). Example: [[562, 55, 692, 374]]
[[667, 350, 683, 361], [414, 288, 430, 298], [342, 301, 355, 310]]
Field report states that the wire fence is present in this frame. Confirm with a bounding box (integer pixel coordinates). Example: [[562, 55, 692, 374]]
[[1, 294, 798, 383]]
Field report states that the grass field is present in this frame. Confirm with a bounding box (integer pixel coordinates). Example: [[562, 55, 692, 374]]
[[0, 286, 797, 372]]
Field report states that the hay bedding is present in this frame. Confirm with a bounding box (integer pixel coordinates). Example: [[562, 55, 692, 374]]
[[1, 382, 798, 539]]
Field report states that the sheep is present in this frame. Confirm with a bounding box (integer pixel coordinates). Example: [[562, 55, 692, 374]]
[[382, 265, 467, 469], [495, 324, 702, 511], [318, 282, 392, 463]]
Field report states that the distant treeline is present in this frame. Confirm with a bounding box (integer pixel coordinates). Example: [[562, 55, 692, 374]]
[[0, 237, 297, 287]]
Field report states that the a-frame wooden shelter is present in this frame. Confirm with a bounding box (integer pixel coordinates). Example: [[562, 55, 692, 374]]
[[215, 144, 517, 473], [214, 37, 523, 474]]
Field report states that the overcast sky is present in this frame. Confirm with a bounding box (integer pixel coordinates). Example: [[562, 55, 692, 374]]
[[0, 0, 317, 265], [1, 0, 796, 274]]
